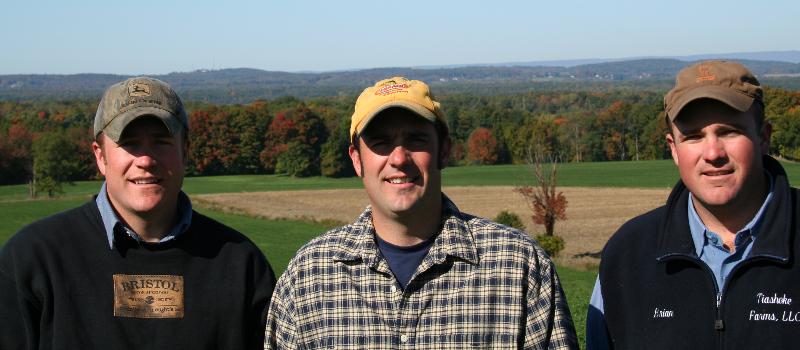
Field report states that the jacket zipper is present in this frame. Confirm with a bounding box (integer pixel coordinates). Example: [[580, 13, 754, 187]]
[[659, 253, 723, 346], [661, 253, 787, 350]]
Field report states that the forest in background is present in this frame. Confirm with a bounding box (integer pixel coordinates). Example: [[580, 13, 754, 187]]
[[2, 84, 799, 191]]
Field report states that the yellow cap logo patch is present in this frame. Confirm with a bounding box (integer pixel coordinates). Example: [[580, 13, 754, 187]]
[[375, 81, 410, 96]]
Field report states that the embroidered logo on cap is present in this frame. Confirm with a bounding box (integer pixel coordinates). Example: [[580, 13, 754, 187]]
[[375, 79, 410, 96], [113, 274, 184, 318], [695, 65, 716, 83], [128, 82, 151, 97]]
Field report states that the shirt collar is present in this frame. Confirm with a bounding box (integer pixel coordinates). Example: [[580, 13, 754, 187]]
[[333, 195, 479, 266], [96, 182, 193, 249], [688, 171, 774, 257]]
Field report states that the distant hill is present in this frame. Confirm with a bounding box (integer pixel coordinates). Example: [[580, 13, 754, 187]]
[[426, 50, 800, 68], [2, 55, 799, 104]]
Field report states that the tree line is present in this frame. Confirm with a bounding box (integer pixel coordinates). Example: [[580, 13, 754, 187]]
[[1, 87, 799, 194]]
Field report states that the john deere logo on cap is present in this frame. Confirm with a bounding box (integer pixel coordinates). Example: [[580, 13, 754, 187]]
[[695, 65, 716, 83], [375, 81, 409, 96], [128, 82, 151, 97]]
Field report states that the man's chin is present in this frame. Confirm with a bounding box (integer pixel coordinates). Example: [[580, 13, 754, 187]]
[[130, 198, 171, 214], [693, 192, 738, 210]]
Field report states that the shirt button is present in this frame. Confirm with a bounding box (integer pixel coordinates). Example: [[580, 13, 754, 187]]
[[400, 334, 409, 343], [390, 285, 397, 293]]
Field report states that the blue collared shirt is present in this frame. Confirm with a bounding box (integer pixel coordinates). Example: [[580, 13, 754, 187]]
[[687, 172, 773, 291], [586, 172, 774, 350], [95, 182, 193, 249]]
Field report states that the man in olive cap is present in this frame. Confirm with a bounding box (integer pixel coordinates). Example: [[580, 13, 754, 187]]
[[266, 77, 578, 349], [587, 61, 798, 349], [0, 77, 275, 349]]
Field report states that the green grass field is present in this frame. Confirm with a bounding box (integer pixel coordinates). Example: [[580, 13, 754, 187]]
[[0, 159, 687, 201], [10, 159, 797, 346], [0, 198, 596, 345], [5, 159, 800, 201]]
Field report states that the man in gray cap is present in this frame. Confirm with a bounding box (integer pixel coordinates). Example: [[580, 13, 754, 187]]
[[0, 77, 275, 349], [587, 61, 798, 349]]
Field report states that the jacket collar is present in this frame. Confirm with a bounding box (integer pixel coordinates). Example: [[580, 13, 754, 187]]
[[657, 156, 792, 263], [332, 195, 479, 267]]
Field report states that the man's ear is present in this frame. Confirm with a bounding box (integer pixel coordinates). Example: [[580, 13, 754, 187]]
[[759, 122, 773, 155], [182, 137, 190, 165], [92, 140, 107, 176], [438, 136, 452, 170], [349, 145, 363, 177], [665, 132, 679, 167]]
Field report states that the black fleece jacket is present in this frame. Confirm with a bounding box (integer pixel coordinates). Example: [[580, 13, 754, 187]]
[[0, 200, 276, 350], [600, 156, 800, 350]]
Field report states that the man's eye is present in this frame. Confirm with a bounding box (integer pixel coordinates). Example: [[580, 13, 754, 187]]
[[682, 134, 702, 141], [720, 129, 741, 137]]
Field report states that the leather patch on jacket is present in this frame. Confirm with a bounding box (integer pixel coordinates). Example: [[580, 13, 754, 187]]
[[113, 274, 184, 318]]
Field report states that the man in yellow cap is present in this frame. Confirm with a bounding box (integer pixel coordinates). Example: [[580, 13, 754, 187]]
[[266, 77, 578, 349], [587, 61, 795, 349]]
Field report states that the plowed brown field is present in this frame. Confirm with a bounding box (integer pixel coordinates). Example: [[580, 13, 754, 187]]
[[195, 186, 671, 268]]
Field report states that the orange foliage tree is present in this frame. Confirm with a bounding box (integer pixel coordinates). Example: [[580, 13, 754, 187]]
[[514, 151, 567, 237], [466, 127, 498, 165]]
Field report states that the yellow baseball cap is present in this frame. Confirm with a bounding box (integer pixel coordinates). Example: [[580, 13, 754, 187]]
[[350, 77, 447, 142]]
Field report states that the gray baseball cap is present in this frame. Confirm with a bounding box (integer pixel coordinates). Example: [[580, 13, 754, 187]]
[[94, 77, 188, 143]]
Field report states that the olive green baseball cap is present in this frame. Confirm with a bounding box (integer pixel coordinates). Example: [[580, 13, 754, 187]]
[[350, 76, 447, 143], [664, 60, 763, 121], [94, 77, 188, 143]]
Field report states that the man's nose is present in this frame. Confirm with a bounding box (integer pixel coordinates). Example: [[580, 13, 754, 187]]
[[134, 153, 158, 168], [387, 145, 411, 167], [131, 143, 158, 168], [703, 136, 727, 163]]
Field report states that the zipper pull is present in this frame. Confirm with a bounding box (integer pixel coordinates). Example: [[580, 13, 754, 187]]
[[715, 292, 724, 331]]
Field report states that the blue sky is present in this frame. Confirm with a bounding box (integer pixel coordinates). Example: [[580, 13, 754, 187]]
[[2, 0, 797, 75]]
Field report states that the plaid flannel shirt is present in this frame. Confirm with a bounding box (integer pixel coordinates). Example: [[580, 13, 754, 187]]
[[265, 196, 578, 349]]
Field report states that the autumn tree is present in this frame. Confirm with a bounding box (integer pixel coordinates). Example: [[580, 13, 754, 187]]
[[188, 107, 232, 175], [467, 127, 498, 165], [594, 100, 633, 161], [186, 102, 273, 176], [260, 104, 326, 175], [514, 151, 567, 256]]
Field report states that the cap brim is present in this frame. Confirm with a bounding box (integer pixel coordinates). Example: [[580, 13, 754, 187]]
[[356, 101, 438, 138], [667, 85, 755, 121], [103, 107, 184, 143]]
